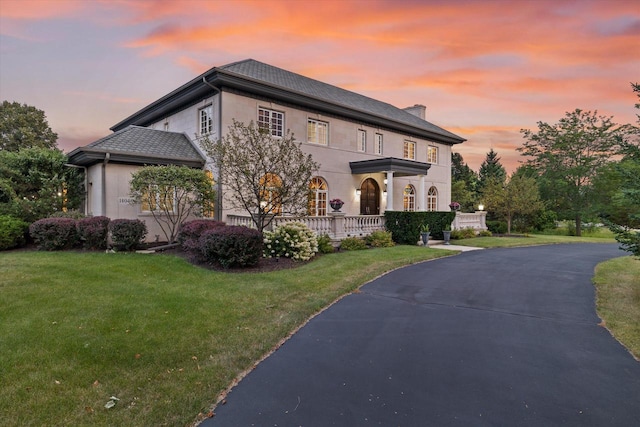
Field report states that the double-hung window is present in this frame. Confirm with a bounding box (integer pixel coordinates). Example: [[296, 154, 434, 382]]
[[357, 129, 366, 152], [428, 146, 438, 164], [199, 105, 213, 135], [404, 141, 416, 160], [375, 133, 383, 155], [258, 107, 284, 137], [307, 119, 328, 145], [141, 185, 175, 213]]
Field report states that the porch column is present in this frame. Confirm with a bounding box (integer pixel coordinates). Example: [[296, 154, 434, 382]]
[[417, 175, 425, 211], [385, 171, 394, 211]]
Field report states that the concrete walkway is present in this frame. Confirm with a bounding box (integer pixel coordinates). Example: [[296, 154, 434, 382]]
[[202, 243, 639, 426]]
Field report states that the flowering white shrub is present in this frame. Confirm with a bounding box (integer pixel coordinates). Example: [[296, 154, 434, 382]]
[[263, 222, 319, 261]]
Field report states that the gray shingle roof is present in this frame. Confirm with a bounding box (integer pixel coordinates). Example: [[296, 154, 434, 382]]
[[218, 59, 463, 142], [68, 126, 205, 167]]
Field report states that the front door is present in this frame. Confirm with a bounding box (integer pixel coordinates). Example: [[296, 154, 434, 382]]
[[360, 178, 380, 215]]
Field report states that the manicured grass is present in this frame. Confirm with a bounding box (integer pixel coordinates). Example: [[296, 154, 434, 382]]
[[452, 233, 616, 248], [0, 246, 452, 426], [594, 256, 640, 359]]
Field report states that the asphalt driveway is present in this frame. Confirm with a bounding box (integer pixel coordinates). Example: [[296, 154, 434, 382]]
[[202, 243, 640, 426]]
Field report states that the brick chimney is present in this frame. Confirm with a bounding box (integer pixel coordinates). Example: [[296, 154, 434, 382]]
[[403, 104, 426, 120]]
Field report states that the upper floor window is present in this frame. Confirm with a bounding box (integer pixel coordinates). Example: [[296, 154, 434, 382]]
[[258, 107, 284, 137], [375, 133, 383, 155], [427, 186, 438, 211], [308, 176, 328, 216], [308, 119, 328, 145], [428, 146, 438, 164], [404, 141, 416, 160], [199, 105, 213, 135], [403, 185, 416, 211], [357, 129, 366, 152]]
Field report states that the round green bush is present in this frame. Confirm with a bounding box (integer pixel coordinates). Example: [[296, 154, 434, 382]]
[[340, 237, 368, 251], [0, 215, 28, 250], [109, 219, 147, 251]]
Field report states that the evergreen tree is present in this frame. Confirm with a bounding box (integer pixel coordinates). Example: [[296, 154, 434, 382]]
[[478, 148, 506, 190]]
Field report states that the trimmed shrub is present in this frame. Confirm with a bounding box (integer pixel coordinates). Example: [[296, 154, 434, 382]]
[[29, 217, 78, 251], [478, 229, 493, 237], [177, 219, 225, 258], [51, 210, 86, 219], [109, 219, 147, 251], [0, 215, 28, 250], [340, 237, 368, 251], [263, 222, 318, 261], [487, 221, 507, 235], [317, 234, 335, 254], [76, 216, 110, 250], [365, 230, 395, 247], [384, 211, 456, 244], [199, 226, 263, 268], [450, 227, 477, 240]]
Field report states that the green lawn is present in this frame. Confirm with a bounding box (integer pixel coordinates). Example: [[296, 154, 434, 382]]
[[453, 233, 616, 248], [0, 246, 452, 426], [594, 256, 640, 359]]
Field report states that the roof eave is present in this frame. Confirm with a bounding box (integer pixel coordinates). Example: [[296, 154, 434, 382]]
[[67, 148, 205, 168], [111, 68, 466, 145]]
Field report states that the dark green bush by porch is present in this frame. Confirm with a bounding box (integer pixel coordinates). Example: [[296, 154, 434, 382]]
[[384, 211, 455, 244], [0, 215, 28, 250]]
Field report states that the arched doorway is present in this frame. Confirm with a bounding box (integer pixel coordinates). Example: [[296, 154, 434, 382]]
[[360, 178, 380, 215]]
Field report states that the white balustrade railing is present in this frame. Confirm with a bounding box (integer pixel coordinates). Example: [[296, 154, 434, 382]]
[[225, 214, 386, 239], [451, 211, 487, 231]]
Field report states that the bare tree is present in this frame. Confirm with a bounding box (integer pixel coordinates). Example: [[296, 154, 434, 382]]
[[201, 120, 319, 232]]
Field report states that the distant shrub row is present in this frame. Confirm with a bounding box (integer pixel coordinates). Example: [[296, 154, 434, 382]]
[[26, 216, 147, 251]]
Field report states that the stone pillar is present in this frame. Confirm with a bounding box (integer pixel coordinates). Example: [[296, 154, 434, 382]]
[[329, 212, 346, 239], [386, 171, 394, 211]]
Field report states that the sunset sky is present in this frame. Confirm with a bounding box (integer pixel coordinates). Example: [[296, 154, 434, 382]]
[[1, 0, 638, 173]]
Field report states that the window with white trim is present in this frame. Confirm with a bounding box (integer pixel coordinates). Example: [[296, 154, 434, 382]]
[[357, 129, 366, 152], [403, 185, 416, 211], [308, 177, 328, 216], [199, 105, 213, 135], [307, 119, 328, 145], [404, 141, 416, 160], [141, 185, 175, 213], [428, 146, 438, 164], [427, 186, 438, 211], [258, 107, 284, 137], [375, 133, 383, 155]]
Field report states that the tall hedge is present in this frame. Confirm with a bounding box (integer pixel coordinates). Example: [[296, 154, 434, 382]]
[[384, 211, 455, 244]]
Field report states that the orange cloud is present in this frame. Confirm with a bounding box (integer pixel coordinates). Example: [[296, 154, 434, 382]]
[[0, 0, 84, 20]]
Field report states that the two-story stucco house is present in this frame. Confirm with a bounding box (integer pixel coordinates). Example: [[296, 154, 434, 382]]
[[68, 59, 465, 241]]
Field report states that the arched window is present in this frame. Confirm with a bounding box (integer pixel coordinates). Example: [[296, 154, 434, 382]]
[[427, 186, 438, 211], [259, 173, 282, 215], [308, 177, 328, 216], [403, 185, 416, 211]]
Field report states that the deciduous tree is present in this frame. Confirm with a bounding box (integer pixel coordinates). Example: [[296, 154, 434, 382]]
[[481, 173, 543, 234], [201, 120, 320, 232], [518, 109, 623, 236], [0, 101, 58, 151], [129, 165, 215, 243]]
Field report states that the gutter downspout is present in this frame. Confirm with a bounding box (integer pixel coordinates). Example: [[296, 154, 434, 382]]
[[64, 163, 88, 215], [102, 153, 110, 216], [202, 76, 223, 221]]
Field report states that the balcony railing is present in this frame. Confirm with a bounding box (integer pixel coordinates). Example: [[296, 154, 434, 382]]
[[226, 211, 486, 240]]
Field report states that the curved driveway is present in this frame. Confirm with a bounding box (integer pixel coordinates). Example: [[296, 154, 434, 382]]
[[204, 244, 640, 426]]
